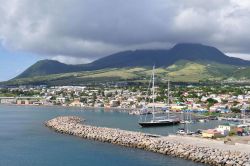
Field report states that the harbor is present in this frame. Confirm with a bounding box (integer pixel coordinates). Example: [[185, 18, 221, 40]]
[[1, 105, 250, 166], [0, 105, 214, 166], [2, 1, 250, 166], [46, 116, 250, 166]]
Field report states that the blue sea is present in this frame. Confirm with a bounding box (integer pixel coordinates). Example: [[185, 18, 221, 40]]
[[0, 105, 224, 166]]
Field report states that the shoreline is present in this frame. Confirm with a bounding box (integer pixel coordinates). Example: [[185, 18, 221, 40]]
[[0, 103, 135, 112], [45, 116, 250, 166], [0, 104, 207, 116]]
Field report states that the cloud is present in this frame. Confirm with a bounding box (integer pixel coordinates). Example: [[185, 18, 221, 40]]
[[226, 53, 250, 60], [52, 55, 91, 64], [0, 0, 250, 64]]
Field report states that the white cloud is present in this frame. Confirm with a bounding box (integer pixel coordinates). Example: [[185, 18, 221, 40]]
[[226, 53, 250, 60], [0, 0, 250, 63], [52, 55, 91, 64]]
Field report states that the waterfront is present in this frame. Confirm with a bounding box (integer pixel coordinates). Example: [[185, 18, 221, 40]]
[[46, 116, 250, 165], [0, 105, 227, 166]]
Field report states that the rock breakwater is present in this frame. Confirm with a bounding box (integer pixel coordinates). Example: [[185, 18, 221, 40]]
[[45, 116, 250, 166]]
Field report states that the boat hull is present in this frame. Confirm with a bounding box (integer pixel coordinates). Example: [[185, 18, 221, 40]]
[[139, 121, 180, 127]]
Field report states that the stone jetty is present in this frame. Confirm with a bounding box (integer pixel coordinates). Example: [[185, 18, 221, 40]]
[[45, 116, 250, 166]]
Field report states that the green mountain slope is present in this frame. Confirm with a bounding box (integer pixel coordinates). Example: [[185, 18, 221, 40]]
[[15, 43, 250, 79], [16, 60, 87, 78], [3, 60, 249, 86]]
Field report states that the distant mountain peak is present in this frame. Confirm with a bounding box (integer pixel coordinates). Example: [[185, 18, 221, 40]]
[[174, 43, 203, 47], [172, 43, 215, 50]]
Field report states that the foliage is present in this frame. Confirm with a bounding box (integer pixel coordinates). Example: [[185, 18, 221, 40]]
[[207, 98, 218, 104], [3, 60, 250, 86], [9, 43, 250, 85], [229, 131, 236, 136], [230, 107, 241, 113]]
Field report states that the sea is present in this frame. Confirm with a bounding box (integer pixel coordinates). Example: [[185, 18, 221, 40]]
[[0, 105, 225, 166]]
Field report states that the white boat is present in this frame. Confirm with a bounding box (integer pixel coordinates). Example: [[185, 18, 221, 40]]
[[198, 119, 205, 123], [176, 129, 186, 135]]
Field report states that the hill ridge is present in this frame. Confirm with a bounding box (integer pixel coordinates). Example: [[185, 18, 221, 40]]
[[15, 43, 250, 79]]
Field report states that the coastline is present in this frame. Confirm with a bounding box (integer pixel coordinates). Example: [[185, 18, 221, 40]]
[[0, 103, 134, 112], [45, 116, 250, 166], [0, 104, 206, 116]]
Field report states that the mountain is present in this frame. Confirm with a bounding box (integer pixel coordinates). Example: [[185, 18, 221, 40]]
[[15, 43, 250, 79], [3, 60, 249, 86], [92, 43, 250, 68], [16, 60, 81, 78]]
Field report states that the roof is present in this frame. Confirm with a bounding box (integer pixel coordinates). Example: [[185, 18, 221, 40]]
[[204, 129, 221, 134]]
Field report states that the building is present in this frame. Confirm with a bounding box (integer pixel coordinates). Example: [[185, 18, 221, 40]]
[[217, 123, 237, 132], [109, 100, 120, 107], [69, 99, 84, 107], [0, 97, 16, 104], [202, 129, 224, 138], [56, 97, 66, 104]]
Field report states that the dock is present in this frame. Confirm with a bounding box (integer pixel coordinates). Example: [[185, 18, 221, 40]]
[[45, 116, 250, 166]]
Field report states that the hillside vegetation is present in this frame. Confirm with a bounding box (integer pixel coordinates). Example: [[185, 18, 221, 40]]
[[15, 43, 250, 79], [3, 60, 249, 86]]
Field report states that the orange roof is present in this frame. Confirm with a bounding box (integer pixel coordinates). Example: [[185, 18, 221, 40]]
[[205, 129, 221, 134]]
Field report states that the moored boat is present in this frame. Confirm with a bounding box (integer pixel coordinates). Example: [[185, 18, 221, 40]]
[[138, 66, 180, 127], [139, 118, 180, 127]]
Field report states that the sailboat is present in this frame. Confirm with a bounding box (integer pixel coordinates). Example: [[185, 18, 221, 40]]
[[138, 66, 180, 127]]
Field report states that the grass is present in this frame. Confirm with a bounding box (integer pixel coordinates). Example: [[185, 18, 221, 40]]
[[3, 60, 250, 86], [81, 69, 137, 79]]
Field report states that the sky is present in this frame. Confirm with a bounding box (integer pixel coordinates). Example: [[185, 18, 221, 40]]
[[0, 46, 42, 81], [1, 0, 250, 81]]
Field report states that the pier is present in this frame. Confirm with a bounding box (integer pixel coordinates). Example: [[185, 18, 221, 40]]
[[45, 116, 250, 166]]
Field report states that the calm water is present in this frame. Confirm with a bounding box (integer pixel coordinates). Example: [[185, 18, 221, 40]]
[[0, 105, 224, 166]]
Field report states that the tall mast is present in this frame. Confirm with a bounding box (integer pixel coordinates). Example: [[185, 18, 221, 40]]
[[152, 65, 155, 121], [167, 79, 170, 118], [167, 79, 170, 106], [242, 109, 246, 124]]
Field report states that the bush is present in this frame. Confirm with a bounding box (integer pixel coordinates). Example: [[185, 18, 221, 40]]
[[230, 107, 241, 113], [229, 131, 236, 136]]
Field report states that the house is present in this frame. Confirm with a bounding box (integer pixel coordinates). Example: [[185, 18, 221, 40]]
[[94, 102, 104, 107], [170, 103, 187, 111], [56, 97, 66, 104], [237, 124, 250, 136], [147, 103, 167, 109], [16, 99, 40, 105], [0, 97, 16, 104], [209, 104, 229, 113], [69, 99, 84, 107], [217, 123, 237, 132], [202, 129, 224, 138], [216, 123, 237, 136], [201, 96, 208, 102], [109, 100, 120, 107]]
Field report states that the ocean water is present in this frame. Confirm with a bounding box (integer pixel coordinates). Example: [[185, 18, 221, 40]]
[[0, 105, 222, 166]]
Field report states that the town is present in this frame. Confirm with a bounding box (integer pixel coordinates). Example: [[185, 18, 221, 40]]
[[1, 84, 250, 113], [1, 83, 250, 139]]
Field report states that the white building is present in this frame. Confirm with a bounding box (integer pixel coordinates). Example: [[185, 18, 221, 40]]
[[0, 97, 16, 104]]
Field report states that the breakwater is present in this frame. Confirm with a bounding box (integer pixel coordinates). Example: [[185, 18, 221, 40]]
[[45, 116, 250, 166]]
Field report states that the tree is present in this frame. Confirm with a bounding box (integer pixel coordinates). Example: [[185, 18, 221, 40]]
[[80, 98, 87, 103], [206, 98, 218, 104], [230, 107, 241, 113], [50, 96, 56, 100], [233, 101, 239, 106], [101, 91, 105, 97], [92, 92, 97, 102], [206, 98, 218, 109]]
